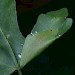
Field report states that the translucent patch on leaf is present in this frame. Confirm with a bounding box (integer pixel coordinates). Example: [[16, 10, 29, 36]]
[[18, 54, 21, 59], [35, 31, 38, 33]]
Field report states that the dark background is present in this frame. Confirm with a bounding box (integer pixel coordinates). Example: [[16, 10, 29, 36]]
[[12, 0, 75, 75]]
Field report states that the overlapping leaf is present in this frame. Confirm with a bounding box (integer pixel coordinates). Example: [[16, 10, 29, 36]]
[[20, 8, 73, 68]]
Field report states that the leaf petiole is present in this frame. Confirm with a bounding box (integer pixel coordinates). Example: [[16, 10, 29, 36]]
[[18, 69, 22, 75]]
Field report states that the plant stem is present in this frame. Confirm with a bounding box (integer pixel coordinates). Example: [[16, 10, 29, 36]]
[[18, 69, 22, 75]]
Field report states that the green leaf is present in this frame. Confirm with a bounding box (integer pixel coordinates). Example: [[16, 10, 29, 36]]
[[31, 8, 68, 33], [57, 18, 73, 35], [47, 8, 68, 18], [0, 28, 16, 74], [0, 0, 25, 74], [20, 8, 73, 68], [20, 29, 58, 67]]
